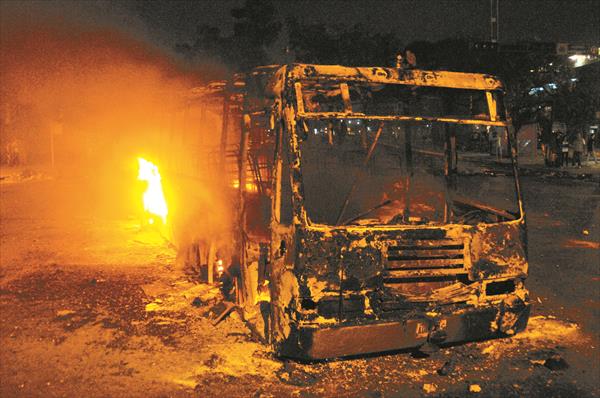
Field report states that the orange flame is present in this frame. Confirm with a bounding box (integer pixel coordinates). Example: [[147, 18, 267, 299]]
[[137, 157, 168, 224]]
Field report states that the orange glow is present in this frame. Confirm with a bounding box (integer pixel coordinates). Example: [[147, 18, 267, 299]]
[[231, 179, 258, 192], [562, 239, 600, 249], [138, 157, 168, 224], [216, 259, 224, 276]]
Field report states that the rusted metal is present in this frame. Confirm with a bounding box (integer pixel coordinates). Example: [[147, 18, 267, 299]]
[[279, 301, 530, 359], [287, 65, 504, 91], [207, 241, 216, 285], [218, 83, 231, 172]]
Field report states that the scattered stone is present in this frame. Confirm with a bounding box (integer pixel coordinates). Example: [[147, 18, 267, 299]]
[[53, 336, 67, 345], [145, 302, 160, 312], [203, 353, 223, 369], [252, 388, 264, 398], [544, 354, 569, 371], [437, 359, 456, 376], [55, 309, 76, 319], [276, 362, 319, 387], [469, 384, 482, 393], [191, 297, 204, 307], [172, 377, 198, 389], [422, 383, 437, 393]]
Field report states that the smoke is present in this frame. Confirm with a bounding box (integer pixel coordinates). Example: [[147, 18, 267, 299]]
[[0, 4, 233, 259]]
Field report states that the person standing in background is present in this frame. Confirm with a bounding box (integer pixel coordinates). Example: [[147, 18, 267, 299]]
[[540, 116, 553, 166], [587, 131, 597, 163], [559, 133, 570, 167], [572, 133, 586, 168], [494, 130, 502, 160]]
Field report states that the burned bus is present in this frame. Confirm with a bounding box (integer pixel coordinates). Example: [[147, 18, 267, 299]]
[[187, 64, 530, 359]]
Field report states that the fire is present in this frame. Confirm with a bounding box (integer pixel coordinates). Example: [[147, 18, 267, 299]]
[[216, 259, 224, 277], [231, 179, 258, 192], [137, 157, 168, 224]]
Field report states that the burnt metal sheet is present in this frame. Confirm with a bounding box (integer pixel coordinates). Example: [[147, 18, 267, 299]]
[[279, 300, 530, 360], [288, 64, 504, 91]]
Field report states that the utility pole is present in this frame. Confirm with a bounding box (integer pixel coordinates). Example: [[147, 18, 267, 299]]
[[490, 0, 499, 43]]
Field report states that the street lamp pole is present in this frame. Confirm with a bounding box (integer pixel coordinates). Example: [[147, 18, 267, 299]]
[[490, 0, 499, 43]]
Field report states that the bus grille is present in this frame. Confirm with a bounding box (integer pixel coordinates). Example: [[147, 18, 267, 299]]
[[383, 239, 468, 279]]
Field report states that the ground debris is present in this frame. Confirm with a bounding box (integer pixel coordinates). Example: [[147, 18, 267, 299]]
[[1, 157, 597, 397], [145, 302, 161, 312], [276, 362, 319, 387], [437, 359, 456, 376], [514, 315, 581, 343], [203, 353, 224, 369], [469, 383, 482, 393], [191, 297, 204, 307], [543, 355, 569, 371], [55, 309, 76, 319], [209, 301, 238, 326], [142, 280, 220, 314], [172, 377, 199, 389], [422, 383, 437, 393]]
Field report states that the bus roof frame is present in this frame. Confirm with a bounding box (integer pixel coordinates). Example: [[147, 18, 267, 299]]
[[287, 64, 504, 91], [289, 64, 508, 126]]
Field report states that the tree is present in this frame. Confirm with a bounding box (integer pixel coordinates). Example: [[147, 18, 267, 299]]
[[230, 0, 281, 69], [175, 24, 227, 62], [286, 18, 401, 67], [505, 56, 599, 134], [405, 38, 599, 132], [174, 0, 281, 72]]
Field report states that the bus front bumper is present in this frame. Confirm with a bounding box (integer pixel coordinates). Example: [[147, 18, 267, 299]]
[[278, 298, 530, 360]]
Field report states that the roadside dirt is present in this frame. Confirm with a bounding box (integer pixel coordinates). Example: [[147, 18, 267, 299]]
[[1, 171, 598, 397]]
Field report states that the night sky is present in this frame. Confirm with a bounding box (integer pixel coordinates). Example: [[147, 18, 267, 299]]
[[2, 0, 599, 51], [129, 0, 600, 44]]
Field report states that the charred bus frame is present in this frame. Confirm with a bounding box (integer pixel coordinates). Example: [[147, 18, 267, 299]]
[[193, 64, 530, 359]]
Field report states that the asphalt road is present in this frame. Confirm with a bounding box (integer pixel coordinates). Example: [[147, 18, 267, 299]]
[[0, 169, 598, 397], [522, 176, 600, 338]]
